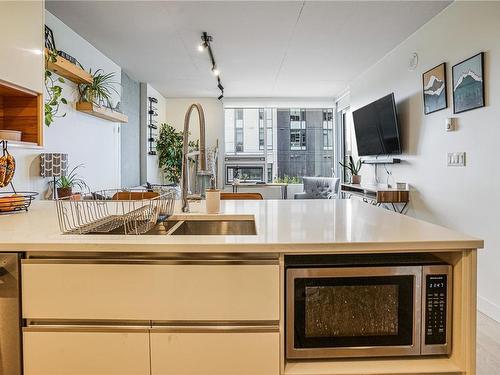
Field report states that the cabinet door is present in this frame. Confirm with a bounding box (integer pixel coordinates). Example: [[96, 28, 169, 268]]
[[150, 330, 280, 375], [23, 330, 150, 375], [22, 261, 279, 321], [0, 1, 43, 92]]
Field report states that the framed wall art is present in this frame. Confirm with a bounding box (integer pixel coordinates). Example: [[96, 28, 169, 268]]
[[452, 52, 485, 114], [423, 62, 447, 115]]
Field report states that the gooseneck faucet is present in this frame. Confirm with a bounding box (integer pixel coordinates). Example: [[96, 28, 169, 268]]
[[181, 103, 207, 213]]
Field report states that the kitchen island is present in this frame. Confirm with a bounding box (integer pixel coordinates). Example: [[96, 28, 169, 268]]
[[0, 199, 483, 375]]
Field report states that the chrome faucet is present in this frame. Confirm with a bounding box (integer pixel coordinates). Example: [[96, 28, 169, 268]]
[[181, 103, 207, 213]]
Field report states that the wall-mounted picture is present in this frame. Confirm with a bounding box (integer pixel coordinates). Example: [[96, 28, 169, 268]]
[[452, 52, 485, 114], [423, 63, 447, 115]]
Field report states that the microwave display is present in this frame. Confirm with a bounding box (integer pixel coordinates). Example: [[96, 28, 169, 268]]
[[305, 284, 399, 337]]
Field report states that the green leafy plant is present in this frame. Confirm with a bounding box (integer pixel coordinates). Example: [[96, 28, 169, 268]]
[[44, 49, 68, 126], [78, 69, 119, 109], [274, 175, 301, 184], [156, 123, 198, 184], [339, 155, 363, 176], [56, 164, 88, 190]]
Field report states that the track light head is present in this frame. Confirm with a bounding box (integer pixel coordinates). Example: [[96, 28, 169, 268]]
[[218, 94, 224, 100], [218, 83, 224, 91]]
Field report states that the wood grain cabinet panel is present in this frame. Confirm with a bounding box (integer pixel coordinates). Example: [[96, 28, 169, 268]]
[[151, 331, 280, 375], [23, 330, 150, 375], [22, 261, 280, 321]]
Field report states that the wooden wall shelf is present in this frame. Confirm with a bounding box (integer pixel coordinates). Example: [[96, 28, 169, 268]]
[[76, 102, 128, 123], [45, 48, 93, 85], [0, 80, 43, 146]]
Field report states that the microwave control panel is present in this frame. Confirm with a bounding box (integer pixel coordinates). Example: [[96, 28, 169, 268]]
[[424, 274, 448, 345]]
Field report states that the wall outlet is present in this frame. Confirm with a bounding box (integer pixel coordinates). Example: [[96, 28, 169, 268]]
[[447, 152, 466, 166]]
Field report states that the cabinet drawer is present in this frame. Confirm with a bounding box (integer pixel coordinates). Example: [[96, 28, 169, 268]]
[[151, 330, 280, 375], [22, 261, 279, 320], [23, 330, 150, 375]]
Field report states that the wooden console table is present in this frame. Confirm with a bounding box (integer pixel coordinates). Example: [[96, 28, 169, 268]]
[[341, 183, 409, 213]]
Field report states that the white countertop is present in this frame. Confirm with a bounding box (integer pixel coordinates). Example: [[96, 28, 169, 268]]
[[0, 199, 483, 253]]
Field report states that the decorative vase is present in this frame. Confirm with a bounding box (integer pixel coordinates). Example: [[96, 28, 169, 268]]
[[57, 187, 73, 199], [352, 175, 361, 185]]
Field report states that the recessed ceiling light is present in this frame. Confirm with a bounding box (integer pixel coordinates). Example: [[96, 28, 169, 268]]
[[197, 44, 204, 52], [212, 68, 220, 76]]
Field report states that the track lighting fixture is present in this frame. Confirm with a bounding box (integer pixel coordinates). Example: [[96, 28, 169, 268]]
[[199, 31, 224, 100]]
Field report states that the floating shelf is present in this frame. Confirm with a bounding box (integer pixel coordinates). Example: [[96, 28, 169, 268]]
[[45, 48, 93, 85], [76, 102, 128, 123], [362, 157, 401, 165]]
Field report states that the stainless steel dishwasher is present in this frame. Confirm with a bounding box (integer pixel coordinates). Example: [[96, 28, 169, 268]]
[[0, 253, 22, 375]]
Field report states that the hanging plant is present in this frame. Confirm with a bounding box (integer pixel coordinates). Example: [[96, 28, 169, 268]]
[[44, 49, 68, 127], [78, 69, 120, 109]]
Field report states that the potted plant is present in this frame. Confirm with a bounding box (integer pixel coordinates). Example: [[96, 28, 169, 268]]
[[156, 123, 198, 185], [339, 156, 363, 184], [78, 69, 120, 109], [56, 164, 88, 198]]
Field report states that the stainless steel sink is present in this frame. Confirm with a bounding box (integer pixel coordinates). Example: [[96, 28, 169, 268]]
[[148, 219, 257, 235]]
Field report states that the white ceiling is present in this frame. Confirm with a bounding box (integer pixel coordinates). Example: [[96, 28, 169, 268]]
[[46, 1, 451, 99]]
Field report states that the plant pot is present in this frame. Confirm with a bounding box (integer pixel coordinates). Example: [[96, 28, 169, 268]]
[[57, 187, 73, 199], [351, 175, 361, 185]]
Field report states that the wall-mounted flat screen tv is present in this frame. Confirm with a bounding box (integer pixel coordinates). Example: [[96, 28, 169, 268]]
[[352, 93, 401, 156]]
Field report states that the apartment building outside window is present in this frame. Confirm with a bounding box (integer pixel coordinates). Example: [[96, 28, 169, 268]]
[[224, 106, 334, 184], [290, 109, 306, 151], [323, 109, 333, 150], [235, 109, 244, 152], [259, 108, 273, 150]]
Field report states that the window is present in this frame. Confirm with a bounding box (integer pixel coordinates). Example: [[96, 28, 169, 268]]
[[267, 164, 273, 182], [235, 109, 244, 152], [323, 109, 333, 151], [290, 108, 306, 151], [224, 107, 277, 183], [259, 109, 265, 149], [290, 129, 306, 150], [225, 165, 264, 184], [259, 108, 273, 150], [341, 108, 354, 182], [224, 106, 334, 186]]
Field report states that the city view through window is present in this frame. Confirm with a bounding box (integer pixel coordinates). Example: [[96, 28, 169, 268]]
[[224, 107, 335, 184]]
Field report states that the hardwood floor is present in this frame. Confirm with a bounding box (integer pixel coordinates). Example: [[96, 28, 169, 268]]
[[477, 312, 500, 374]]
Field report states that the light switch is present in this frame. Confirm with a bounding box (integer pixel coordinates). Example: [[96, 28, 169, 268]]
[[447, 152, 466, 167]]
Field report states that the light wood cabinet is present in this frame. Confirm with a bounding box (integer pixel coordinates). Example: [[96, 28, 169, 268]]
[[150, 330, 280, 375], [22, 260, 280, 321], [23, 330, 150, 375]]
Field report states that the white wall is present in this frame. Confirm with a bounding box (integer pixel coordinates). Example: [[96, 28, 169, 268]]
[[5, 10, 122, 196], [165, 98, 224, 188], [348, 2, 500, 321]]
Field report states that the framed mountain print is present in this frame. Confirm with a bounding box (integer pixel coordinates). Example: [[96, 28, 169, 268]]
[[423, 63, 447, 115], [452, 52, 485, 114]]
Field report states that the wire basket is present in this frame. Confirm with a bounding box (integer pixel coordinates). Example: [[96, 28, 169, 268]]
[[56, 188, 175, 235], [0, 191, 38, 214]]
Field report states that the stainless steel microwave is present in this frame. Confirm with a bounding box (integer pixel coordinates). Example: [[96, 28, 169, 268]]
[[286, 255, 452, 359]]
